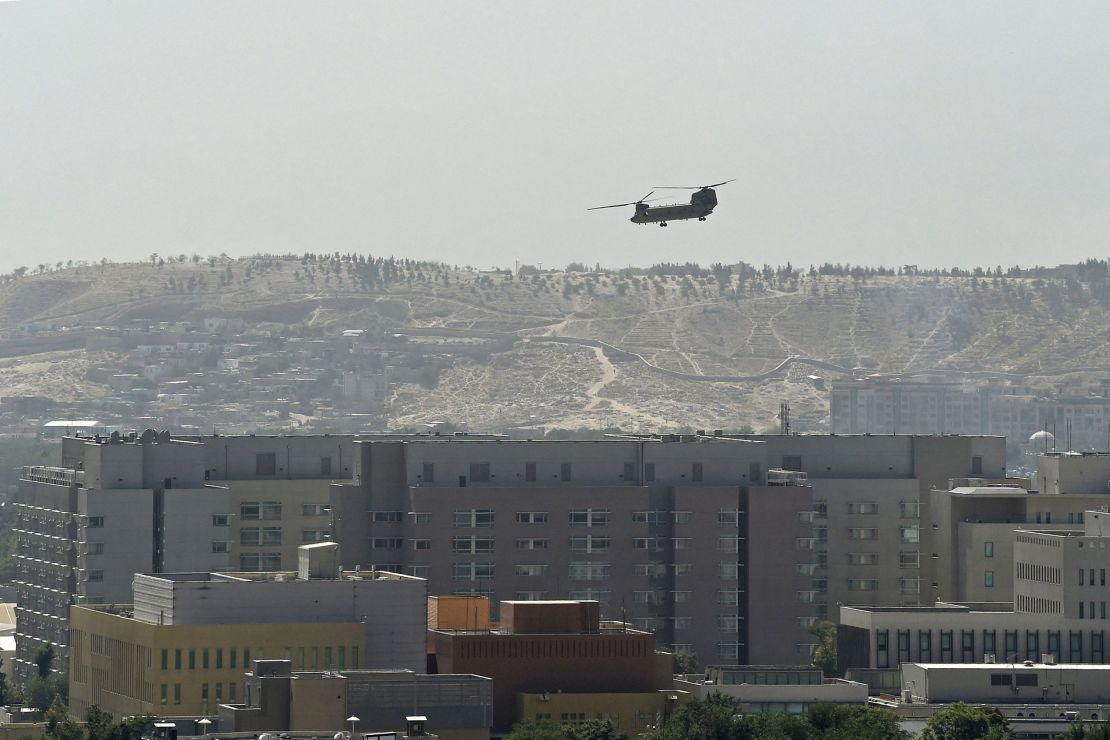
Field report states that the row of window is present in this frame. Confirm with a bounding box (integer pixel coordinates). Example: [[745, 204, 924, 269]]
[[416, 462, 717, 484], [397, 509, 744, 526], [874, 628, 1108, 668], [846, 526, 919, 542], [252, 453, 334, 477], [383, 535, 744, 553], [161, 681, 236, 706], [160, 644, 359, 672], [408, 561, 742, 580]]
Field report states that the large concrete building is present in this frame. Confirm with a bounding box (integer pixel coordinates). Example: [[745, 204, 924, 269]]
[[332, 433, 1003, 666], [841, 506, 1110, 676], [13, 430, 1001, 680], [13, 431, 424, 681], [68, 545, 427, 718]]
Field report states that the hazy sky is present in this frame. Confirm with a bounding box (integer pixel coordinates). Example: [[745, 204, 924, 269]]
[[2, 1, 1109, 274]]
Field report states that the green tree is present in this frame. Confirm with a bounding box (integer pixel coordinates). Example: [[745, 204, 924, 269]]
[[805, 703, 909, 740], [505, 720, 628, 740], [809, 621, 838, 677], [34, 641, 55, 677], [673, 651, 699, 675], [646, 693, 747, 740], [920, 703, 1012, 740]]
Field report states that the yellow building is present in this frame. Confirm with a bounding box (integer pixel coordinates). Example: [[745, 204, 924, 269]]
[[219, 479, 335, 572], [69, 605, 366, 718]]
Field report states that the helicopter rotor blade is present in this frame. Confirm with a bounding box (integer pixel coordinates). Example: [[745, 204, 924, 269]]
[[587, 201, 639, 210], [653, 179, 735, 189], [588, 190, 659, 211]]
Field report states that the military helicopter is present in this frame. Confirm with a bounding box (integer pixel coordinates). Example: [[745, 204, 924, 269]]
[[588, 179, 734, 226]]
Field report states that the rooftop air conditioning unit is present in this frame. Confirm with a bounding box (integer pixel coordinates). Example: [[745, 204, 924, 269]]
[[901, 689, 913, 704], [1042, 653, 1057, 665], [984, 653, 996, 663]]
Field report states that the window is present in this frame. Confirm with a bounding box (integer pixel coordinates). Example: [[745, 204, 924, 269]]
[[174, 684, 181, 705], [718, 589, 740, 605], [718, 615, 740, 632], [515, 564, 548, 577], [569, 535, 610, 553], [469, 463, 491, 482], [672, 538, 692, 550], [674, 511, 693, 524], [320, 456, 332, 476], [899, 500, 921, 518], [175, 649, 182, 670], [1006, 630, 1018, 658], [1027, 631, 1039, 661], [985, 571, 994, 588], [452, 536, 495, 553], [847, 502, 879, 515], [212, 514, 229, 526], [515, 512, 548, 524], [240, 528, 261, 545], [569, 509, 609, 527], [634, 563, 665, 577], [634, 590, 662, 605], [633, 537, 662, 551], [216, 648, 223, 669], [560, 463, 572, 482], [1080, 568, 1086, 587], [189, 649, 196, 670], [453, 562, 495, 580], [692, 463, 704, 482], [673, 563, 693, 577], [877, 631, 890, 669], [848, 528, 878, 540], [633, 511, 662, 524], [422, 462, 435, 483], [525, 462, 536, 482], [962, 631, 975, 662], [782, 454, 803, 471], [899, 552, 919, 569], [371, 538, 402, 549], [230, 648, 237, 669], [255, 452, 276, 475], [848, 552, 879, 566], [454, 509, 495, 527], [672, 591, 691, 603], [717, 536, 739, 553], [515, 538, 548, 550], [569, 588, 609, 603], [261, 501, 281, 520], [87, 542, 105, 555], [87, 516, 104, 528], [241, 502, 260, 520], [86, 569, 104, 582], [941, 631, 953, 662], [302, 504, 329, 516], [718, 509, 739, 526], [1070, 631, 1083, 661], [919, 631, 932, 662], [1015, 673, 1038, 687], [261, 527, 282, 545], [408, 566, 430, 578], [301, 529, 329, 543], [900, 525, 920, 543], [898, 631, 911, 663], [412, 539, 432, 550], [160, 684, 167, 705], [847, 579, 879, 591], [644, 463, 655, 482], [984, 541, 994, 558], [568, 562, 610, 580], [212, 541, 228, 553], [371, 511, 402, 523], [516, 591, 550, 600], [203, 648, 210, 669]]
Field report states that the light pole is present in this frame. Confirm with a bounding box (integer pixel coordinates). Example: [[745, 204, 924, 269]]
[[347, 715, 360, 738], [197, 719, 211, 737]]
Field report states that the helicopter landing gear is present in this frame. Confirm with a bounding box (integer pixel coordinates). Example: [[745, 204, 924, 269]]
[[698, 216, 706, 221], [658, 221, 668, 227]]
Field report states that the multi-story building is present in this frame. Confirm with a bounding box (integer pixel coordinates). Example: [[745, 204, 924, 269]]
[[68, 544, 427, 718], [840, 508, 1110, 676], [14, 431, 447, 682], [332, 433, 1003, 666], [832, 377, 1110, 453], [429, 599, 670, 733]]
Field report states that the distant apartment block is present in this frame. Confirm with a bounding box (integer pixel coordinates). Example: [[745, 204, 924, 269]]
[[831, 378, 1110, 451]]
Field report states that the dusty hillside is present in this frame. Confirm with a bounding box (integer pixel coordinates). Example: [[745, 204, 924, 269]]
[[1, 257, 1106, 432]]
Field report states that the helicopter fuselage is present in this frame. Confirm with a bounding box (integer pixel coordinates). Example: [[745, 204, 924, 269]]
[[631, 187, 718, 224]]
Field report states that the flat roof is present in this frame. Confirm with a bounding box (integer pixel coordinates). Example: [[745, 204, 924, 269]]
[[910, 663, 1110, 671]]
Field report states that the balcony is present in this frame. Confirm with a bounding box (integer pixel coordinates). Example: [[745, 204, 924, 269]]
[[22, 467, 84, 487]]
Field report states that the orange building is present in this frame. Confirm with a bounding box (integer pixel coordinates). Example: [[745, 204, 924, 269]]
[[429, 600, 670, 732]]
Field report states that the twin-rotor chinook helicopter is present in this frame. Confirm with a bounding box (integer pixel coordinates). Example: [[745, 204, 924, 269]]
[[588, 179, 734, 226]]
